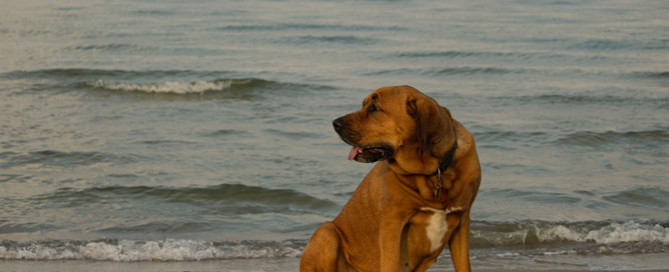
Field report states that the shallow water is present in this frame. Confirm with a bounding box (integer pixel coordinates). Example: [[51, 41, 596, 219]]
[[0, 0, 667, 270]]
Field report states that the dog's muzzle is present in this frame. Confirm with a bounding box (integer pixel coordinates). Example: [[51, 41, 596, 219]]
[[332, 117, 394, 163]]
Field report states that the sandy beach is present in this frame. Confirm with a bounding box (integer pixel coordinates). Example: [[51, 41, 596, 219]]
[[3, 256, 668, 272]]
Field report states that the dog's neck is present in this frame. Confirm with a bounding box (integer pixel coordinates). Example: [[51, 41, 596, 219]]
[[386, 124, 459, 206]]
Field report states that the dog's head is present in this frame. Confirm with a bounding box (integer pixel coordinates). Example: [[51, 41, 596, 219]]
[[333, 85, 455, 174]]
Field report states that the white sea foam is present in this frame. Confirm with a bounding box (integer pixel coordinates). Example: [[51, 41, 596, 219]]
[[90, 79, 235, 94], [542, 250, 576, 256], [0, 239, 302, 261], [1, 221, 666, 261], [537, 220, 669, 244], [495, 252, 520, 258]]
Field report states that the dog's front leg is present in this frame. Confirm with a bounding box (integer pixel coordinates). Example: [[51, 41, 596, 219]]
[[448, 212, 471, 272], [379, 207, 411, 272]]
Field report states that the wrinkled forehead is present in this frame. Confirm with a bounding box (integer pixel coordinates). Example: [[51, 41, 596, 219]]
[[363, 86, 412, 105]]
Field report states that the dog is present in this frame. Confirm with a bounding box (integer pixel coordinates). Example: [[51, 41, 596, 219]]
[[300, 85, 481, 272]]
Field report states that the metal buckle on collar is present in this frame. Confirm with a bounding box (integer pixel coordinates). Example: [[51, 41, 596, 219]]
[[433, 167, 444, 200]]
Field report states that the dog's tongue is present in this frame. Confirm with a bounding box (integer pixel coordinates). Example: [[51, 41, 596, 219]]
[[348, 146, 362, 160]]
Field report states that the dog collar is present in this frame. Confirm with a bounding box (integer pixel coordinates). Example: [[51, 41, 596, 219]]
[[431, 130, 458, 202], [436, 139, 458, 177]]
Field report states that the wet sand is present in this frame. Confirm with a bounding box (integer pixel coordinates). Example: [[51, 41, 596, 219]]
[[2, 258, 668, 272]]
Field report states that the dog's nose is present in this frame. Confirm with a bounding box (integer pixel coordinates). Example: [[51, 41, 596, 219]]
[[332, 117, 346, 133]]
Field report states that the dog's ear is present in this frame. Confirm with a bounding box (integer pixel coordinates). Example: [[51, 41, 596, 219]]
[[407, 96, 450, 155]]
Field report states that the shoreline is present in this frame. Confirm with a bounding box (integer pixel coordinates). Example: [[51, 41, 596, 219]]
[[2, 259, 668, 272]]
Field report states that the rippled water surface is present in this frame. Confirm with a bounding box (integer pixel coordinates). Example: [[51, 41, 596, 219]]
[[0, 0, 667, 270]]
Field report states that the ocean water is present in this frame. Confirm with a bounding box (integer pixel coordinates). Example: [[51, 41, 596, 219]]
[[0, 0, 667, 271]]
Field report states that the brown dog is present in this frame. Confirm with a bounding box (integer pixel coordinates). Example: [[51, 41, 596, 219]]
[[300, 86, 481, 272]]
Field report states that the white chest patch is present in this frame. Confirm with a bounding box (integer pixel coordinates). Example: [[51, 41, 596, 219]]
[[420, 207, 463, 253]]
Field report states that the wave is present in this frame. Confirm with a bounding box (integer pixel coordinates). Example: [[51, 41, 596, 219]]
[[470, 219, 669, 250], [393, 50, 600, 62], [602, 187, 669, 209], [567, 38, 668, 51], [629, 70, 669, 80], [498, 94, 650, 104], [470, 125, 665, 151], [89, 78, 334, 98], [649, 71, 669, 79], [396, 50, 518, 58], [0, 150, 142, 169], [32, 184, 340, 215], [384, 50, 633, 70], [480, 188, 581, 205], [0, 239, 303, 261], [366, 66, 519, 76], [480, 186, 669, 211], [473, 129, 553, 147], [0, 68, 336, 97], [554, 130, 668, 148], [89, 79, 244, 95], [278, 35, 379, 45], [489, 91, 669, 110], [214, 23, 407, 32], [132, 9, 176, 16], [0, 68, 226, 81], [0, 220, 665, 261], [62, 44, 233, 56], [64, 43, 158, 53]]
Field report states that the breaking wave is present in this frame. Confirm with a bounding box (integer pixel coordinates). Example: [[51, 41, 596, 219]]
[[89, 79, 243, 94], [0, 69, 335, 97], [535, 220, 668, 245], [0, 239, 303, 261], [470, 219, 669, 250], [1, 220, 666, 261]]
